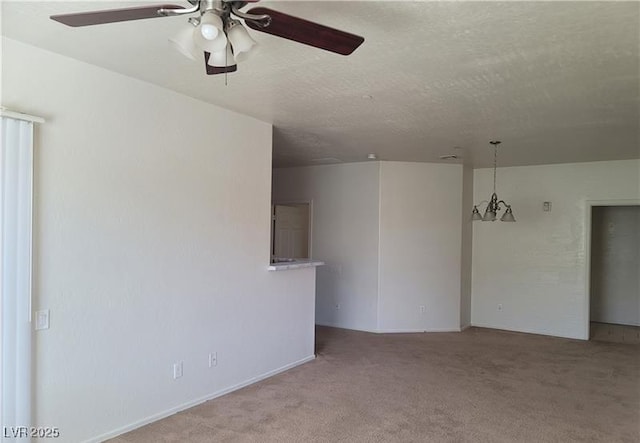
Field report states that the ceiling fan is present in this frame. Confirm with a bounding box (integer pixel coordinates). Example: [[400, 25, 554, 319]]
[[50, 0, 365, 75]]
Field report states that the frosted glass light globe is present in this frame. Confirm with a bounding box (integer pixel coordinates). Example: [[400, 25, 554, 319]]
[[200, 23, 218, 40]]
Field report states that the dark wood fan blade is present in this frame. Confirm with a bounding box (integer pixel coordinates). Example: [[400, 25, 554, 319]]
[[204, 53, 238, 75], [245, 7, 364, 55], [50, 4, 183, 27]]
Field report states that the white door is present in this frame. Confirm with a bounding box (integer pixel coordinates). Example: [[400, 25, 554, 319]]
[[273, 204, 309, 259]]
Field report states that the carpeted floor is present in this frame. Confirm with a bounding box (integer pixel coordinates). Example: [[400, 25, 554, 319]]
[[112, 326, 640, 442]]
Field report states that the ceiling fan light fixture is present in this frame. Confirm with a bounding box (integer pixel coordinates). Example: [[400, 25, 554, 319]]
[[199, 11, 223, 40], [169, 25, 199, 61], [193, 25, 227, 53], [207, 44, 235, 68], [226, 20, 258, 62]]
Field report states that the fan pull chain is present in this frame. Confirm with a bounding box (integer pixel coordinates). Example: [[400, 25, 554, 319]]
[[225, 46, 228, 86]]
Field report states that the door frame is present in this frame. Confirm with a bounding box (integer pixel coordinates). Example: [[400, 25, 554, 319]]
[[271, 200, 314, 259], [583, 199, 640, 340]]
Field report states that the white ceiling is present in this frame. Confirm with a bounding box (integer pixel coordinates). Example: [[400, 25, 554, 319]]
[[2, 1, 639, 168]]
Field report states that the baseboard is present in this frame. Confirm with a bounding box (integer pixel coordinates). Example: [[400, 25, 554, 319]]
[[85, 354, 316, 443], [315, 321, 340, 329], [317, 323, 461, 334], [315, 322, 379, 334], [317, 323, 423, 334], [376, 327, 462, 333], [470, 323, 583, 341], [460, 324, 471, 331]]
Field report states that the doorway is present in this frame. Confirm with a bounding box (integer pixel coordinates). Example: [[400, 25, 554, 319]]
[[589, 205, 640, 344]]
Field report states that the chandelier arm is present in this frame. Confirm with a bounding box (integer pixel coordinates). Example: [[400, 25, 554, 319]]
[[475, 200, 489, 209], [157, 3, 200, 16], [231, 5, 271, 26]]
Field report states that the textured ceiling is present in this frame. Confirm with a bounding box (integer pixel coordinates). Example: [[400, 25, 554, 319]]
[[2, 1, 639, 168]]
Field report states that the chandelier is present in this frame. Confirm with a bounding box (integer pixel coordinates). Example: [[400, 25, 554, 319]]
[[471, 141, 516, 222]]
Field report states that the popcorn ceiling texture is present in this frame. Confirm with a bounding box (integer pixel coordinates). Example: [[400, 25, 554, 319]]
[[3, 1, 639, 167]]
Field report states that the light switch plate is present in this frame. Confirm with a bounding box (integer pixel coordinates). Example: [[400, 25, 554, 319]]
[[35, 309, 50, 330]]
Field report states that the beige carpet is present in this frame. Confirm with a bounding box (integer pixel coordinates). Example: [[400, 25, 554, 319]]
[[112, 326, 640, 442]]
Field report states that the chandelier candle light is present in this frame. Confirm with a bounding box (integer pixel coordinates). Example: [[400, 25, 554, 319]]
[[471, 141, 516, 222]]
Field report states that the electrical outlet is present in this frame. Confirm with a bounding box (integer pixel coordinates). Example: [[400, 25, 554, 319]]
[[173, 361, 183, 379], [209, 352, 218, 368], [35, 309, 50, 330], [497, 304, 503, 311], [419, 306, 426, 314]]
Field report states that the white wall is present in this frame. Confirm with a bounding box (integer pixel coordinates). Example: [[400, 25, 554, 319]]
[[472, 159, 640, 339], [3, 38, 316, 443], [378, 162, 463, 332], [272, 163, 380, 332], [590, 206, 640, 326], [459, 164, 474, 329]]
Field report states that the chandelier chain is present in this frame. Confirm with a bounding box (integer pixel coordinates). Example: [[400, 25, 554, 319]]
[[493, 144, 497, 194]]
